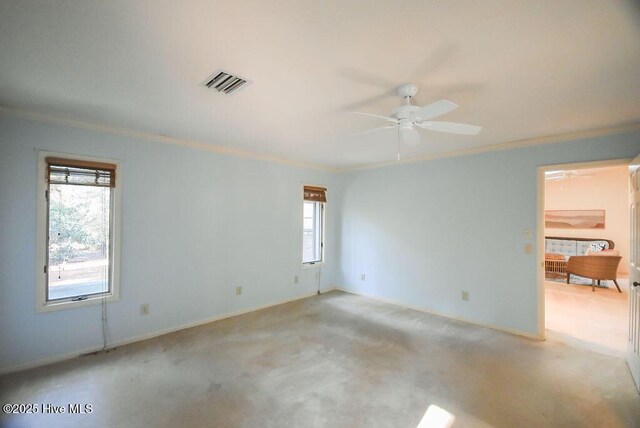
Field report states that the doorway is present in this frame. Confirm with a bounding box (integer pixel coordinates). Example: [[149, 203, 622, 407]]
[[537, 160, 630, 354]]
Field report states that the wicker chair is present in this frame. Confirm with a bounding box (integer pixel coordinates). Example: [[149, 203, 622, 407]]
[[566, 255, 622, 292]]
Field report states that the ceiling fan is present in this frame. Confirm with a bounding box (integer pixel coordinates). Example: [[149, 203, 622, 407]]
[[353, 83, 482, 159]]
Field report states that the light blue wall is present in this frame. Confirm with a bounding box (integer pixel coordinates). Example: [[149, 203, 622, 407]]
[[337, 130, 640, 335], [0, 115, 341, 371], [2, 112, 639, 372]]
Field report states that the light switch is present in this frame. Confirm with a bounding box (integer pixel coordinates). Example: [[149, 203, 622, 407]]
[[524, 243, 533, 254]]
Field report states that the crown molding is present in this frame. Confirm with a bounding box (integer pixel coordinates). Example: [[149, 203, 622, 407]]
[[0, 105, 338, 173], [2, 105, 638, 174], [337, 122, 640, 173]]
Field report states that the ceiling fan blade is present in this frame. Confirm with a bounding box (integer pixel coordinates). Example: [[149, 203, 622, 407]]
[[401, 127, 421, 146], [409, 100, 458, 122], [416, 121, 482, 135], [352, 111, 398, 124], [354, 124, 397, 136]]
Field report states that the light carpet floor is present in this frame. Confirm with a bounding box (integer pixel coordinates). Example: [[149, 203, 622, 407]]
[[545, 279, 628, 354], [1, 290, 639, 427]]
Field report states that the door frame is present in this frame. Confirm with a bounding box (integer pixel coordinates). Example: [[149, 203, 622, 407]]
[[536, 158, 632, 339]]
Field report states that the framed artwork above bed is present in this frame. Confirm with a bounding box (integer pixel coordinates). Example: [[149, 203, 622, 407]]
[[544, 209, 605, 229]]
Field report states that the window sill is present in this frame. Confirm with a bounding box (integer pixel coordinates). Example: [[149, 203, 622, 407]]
[[302, 262, 325, 269], [36, 293, 118, 313]]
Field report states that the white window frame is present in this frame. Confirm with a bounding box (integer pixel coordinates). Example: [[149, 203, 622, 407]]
[[35, 151, 122, 313], [302, 186, 326, 267]]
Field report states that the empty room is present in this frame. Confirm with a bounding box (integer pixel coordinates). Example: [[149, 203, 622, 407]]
[[2, 1, 640, 427]]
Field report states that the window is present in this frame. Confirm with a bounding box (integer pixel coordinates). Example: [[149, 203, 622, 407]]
[[303, 186, 326, 264], [36, 153, 120, 311]]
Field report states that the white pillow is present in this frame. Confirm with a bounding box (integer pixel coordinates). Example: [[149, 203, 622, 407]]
[[585, 242, 606, 254]]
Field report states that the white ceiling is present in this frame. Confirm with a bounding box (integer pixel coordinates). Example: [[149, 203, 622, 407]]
[[1, 1, 640, 169]]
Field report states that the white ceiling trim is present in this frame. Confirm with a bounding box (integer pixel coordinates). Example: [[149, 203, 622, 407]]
[[2, 105, 639, 174], [0, 105, 337, 173], [339, 122, 640, 173]]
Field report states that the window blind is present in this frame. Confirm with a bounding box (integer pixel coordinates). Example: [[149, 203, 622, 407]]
[[46, 157, 116, 188], [303, 186, 326, 203]]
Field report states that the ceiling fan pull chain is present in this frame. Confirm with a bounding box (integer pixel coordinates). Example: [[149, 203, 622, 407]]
[[397, 126, 401, 160]]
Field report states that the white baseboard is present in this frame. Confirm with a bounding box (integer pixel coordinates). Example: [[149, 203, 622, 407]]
[[0, 287, 336, 375], [335, 287, 540, 340]]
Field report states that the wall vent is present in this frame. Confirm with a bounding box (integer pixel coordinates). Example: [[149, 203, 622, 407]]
[[201, 70, 252, 95]]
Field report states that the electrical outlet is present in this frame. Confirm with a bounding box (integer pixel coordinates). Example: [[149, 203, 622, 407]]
[[461, 291, 469, 301], [140, 304, 149, 315], [294, 275, 299, 284], [524, 243, 533, 254], [361, 273, 366, 281], [236, 286, 242, 296]]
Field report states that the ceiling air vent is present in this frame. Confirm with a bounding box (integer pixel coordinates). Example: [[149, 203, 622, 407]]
[[201, 69, 252, 95]]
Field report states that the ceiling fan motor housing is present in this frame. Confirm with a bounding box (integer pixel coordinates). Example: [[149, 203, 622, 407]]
[[392, 105, 420, 120], [393, 83, 420, 120]]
